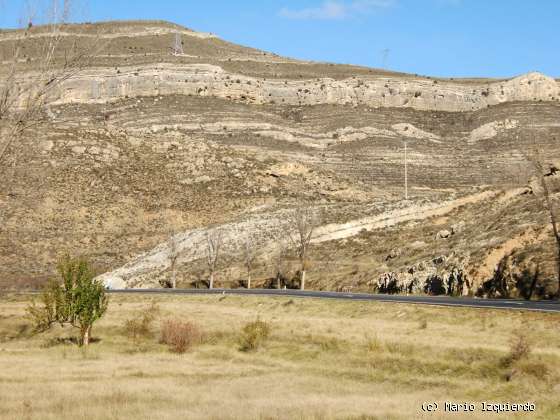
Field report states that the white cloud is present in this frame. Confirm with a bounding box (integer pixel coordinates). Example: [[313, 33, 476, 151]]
[[279, 0, 394, 20]]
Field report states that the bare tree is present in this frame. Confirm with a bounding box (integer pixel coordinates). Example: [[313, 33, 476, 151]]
[[206, 230, 223, 289], [524, 147, 560, 297], [243, 234, 255, 289], [0, 1, 95, 166], [527, 263, 541, 301], [273, 239, 288, 289], [168, 232, 179, 289], [286, 206, 318, 291]]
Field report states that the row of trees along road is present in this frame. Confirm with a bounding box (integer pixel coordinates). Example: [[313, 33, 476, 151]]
[[167, 206, 319, 291]]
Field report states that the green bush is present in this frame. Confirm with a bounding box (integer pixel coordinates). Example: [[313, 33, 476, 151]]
[[239, 319, 271, 352]]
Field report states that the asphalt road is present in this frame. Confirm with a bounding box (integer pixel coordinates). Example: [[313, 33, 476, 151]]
[[108, 288, 560, 313]]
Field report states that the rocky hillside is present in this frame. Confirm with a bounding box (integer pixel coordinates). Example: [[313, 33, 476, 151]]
[[1, 20, 559, 297]]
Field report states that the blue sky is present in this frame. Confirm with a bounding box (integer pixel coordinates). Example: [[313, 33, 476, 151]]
[[1, 1, 558, 78]]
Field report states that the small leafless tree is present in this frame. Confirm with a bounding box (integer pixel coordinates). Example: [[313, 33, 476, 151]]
[[527, 263, 541, 301], [168, 232, 179, 289], [524, 147, 560, 297], [243, 234, 256, 289], [286, 206, 318, 291], [206, 230, 223, 289], [273, 239, 288, 289], [0, 1, 96, 167]]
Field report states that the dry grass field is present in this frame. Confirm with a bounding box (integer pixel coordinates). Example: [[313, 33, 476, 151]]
[[0, 293, 559, 419]]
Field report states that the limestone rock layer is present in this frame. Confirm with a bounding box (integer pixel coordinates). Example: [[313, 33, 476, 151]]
[[1, 21, 559, 294]]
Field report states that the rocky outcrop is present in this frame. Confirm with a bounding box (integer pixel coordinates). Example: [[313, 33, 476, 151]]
[[7, 61, 559, 113], [436, 229, 452, 239], [467, 119, 519, 143], [373, 254, 471, 296], [476, 253, 556, 299], [97, 191, 498, 289]]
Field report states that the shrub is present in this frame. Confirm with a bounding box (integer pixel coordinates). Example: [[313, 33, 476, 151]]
[[124, 301, 159, 343], [518, 361, 549, 379], [239, 319, 271, 352], [316, 336, 339, 351], [501, 333, 531, 368], [366, 335, 382, 353], [160, 319, 202, 353], [384, 341, 415, 356]]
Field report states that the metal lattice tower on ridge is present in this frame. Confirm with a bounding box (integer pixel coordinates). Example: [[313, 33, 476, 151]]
[[172, 33, 183, 56]]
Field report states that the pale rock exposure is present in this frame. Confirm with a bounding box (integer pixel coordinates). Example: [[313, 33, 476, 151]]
[[468, 119, 519, 143], [8, 62, 559, 113]]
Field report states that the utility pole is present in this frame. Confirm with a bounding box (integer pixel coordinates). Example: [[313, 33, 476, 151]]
[[404, 141, 408, 200]]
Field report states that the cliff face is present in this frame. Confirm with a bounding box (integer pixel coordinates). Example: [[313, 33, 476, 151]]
[[1, 21, 559, 295], [13, 65, 560, 112]]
